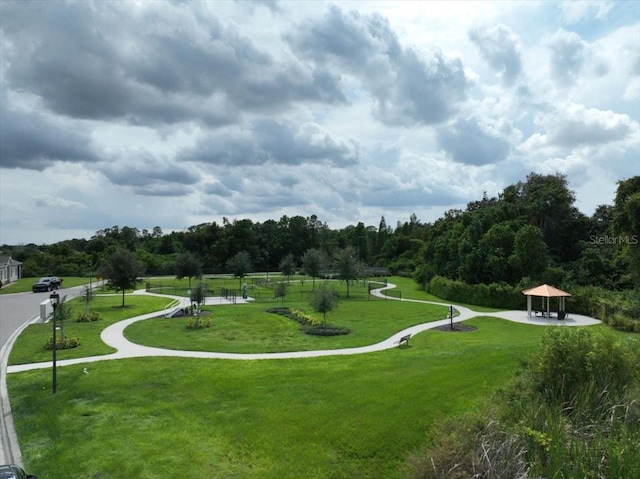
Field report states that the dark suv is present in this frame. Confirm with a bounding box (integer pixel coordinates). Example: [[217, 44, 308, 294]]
[[0, 464, 36, 479], [32, 276, 61, 292]]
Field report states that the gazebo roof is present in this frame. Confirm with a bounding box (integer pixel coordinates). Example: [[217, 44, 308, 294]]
[[522, 284, 571, 297]]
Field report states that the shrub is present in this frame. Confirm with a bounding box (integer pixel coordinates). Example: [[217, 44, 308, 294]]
[[530, 328, 638, 411], [290, 309, 321, 327], [186, 315, 211, 329], [408, 329, 640, 479], [44, 337, 80, 350], [75, 311, 101, 322]]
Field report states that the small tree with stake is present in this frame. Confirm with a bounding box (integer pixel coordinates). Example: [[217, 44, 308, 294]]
[[55, 294, 72, 341], [191, 283, 205, 312], [274, 281, 287, 305], [310, 282, 339, 330]]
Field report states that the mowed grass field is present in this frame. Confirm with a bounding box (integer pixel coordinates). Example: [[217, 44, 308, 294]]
[[6, 277, 564, 478]]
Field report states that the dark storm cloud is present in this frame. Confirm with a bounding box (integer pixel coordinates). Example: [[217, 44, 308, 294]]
[[0, 103, 99, 170], [0, 1, 344, 127], [437, 117, 511, 166], [98, 151, 200, 196], [201, 168, 310, 214], [288, 5, 468, 126], [204, 181, 233, 197], [182, 120, 359, 167], [469, 24, 522, 86]]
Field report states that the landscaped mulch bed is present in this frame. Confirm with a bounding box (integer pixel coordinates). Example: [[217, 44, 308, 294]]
[[432, 323, 477, 332]]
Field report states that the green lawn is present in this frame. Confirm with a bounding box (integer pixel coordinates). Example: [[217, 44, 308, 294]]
[[124, 300, 448, 353], [8, 317, 548, 479], [8, 295, 173, 365]]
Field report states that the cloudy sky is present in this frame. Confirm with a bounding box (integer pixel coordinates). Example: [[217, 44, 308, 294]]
[[1, 0, 638, 245]]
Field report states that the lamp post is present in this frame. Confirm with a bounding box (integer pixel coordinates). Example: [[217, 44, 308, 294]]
[[50, 292, 60, 394]]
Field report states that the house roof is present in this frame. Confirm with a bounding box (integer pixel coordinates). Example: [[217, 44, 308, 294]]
[[522, 284, 571, 297], [0, 255, 23, 266]]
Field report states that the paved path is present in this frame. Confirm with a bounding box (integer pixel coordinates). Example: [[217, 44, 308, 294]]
[[1, 283, 601, 466]]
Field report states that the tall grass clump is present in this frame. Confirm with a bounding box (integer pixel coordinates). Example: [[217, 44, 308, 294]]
[[409, 327, 640, 479]]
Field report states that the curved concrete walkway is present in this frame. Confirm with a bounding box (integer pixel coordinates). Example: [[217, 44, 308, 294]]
[[6, 283, 600, 373]]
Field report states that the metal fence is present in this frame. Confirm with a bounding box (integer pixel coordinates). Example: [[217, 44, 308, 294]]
[[145, 278, 399, 305]]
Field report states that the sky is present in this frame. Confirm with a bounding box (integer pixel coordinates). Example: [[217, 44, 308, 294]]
[[1, 0, 639, 246]]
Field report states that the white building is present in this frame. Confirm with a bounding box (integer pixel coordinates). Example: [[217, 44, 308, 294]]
[[0, 256, 23, 285]]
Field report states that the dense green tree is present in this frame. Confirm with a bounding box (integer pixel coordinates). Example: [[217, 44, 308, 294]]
[[226, 251, 252, 289], [175, 252, 202, 290], [511, 225, 548, 280], [99, 248, 145, 307], [516, 173, 588, 262], [611, 176, 640, 286]]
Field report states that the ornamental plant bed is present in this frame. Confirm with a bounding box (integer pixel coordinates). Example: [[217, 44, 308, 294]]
[[264, 307, 351, 336]]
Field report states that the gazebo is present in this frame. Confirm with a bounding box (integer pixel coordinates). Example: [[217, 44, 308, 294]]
[[522, 284, 571, 319]]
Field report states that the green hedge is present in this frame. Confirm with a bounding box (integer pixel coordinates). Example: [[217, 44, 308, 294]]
[[428, 276, 525, 310]]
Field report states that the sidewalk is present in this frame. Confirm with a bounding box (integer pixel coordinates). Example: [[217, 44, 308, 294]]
[[1, 284, 602, 466]]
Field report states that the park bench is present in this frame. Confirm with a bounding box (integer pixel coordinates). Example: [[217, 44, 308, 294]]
[[397, 334, 411, 347]]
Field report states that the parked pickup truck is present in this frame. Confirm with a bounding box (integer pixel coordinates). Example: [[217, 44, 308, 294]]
[[32, 276, 62, 292]]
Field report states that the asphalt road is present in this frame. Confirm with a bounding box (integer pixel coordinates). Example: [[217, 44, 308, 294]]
[[0, 285, 85, 347]]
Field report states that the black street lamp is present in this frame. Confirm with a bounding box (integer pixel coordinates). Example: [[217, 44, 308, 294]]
[[50, 292, 60, 394]]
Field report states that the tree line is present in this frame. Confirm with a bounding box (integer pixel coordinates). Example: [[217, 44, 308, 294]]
[[2, 173, 638, 292]]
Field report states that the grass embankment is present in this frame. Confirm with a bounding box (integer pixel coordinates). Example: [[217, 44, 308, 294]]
[[8, 295, 172, 365], [9, 317, 546, 479]]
